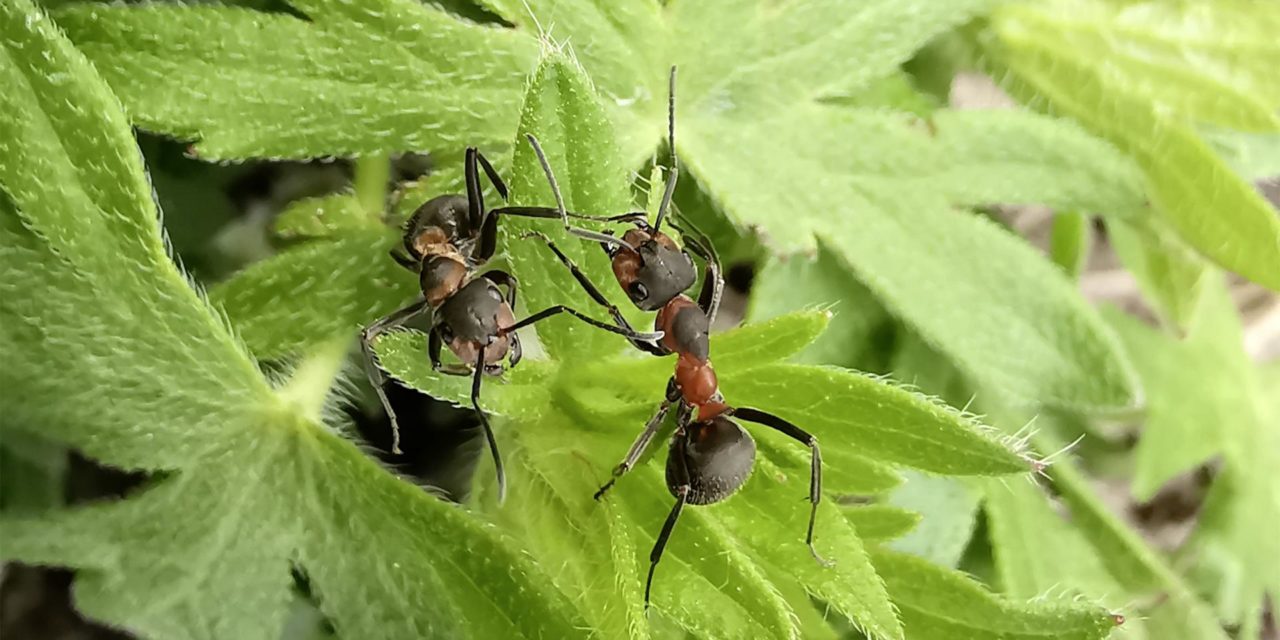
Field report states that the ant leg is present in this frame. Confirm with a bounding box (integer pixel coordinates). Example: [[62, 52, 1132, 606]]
[[508, 331, 522, 368], [477, 207, 638, 261], [731, 407, 830, 566], [646, 424, 691, 610], [652, 66, 678, 233], [521, 231, 667, 355], [666, 219, 724, 325], [470, 345, 507, 503], [474, 150, 509, 201], [524, 134, 640, 248], [482, 270, 519, 312], [488, 206, 645, 225], [477, 204, 500, 262], [429, 327, 474, 376], [464, 147, 486, 233], [593, 380, 681, 500], [362, 299, 432, 454], [389, 248, 419, 271], [471, 150, 513, 262], [484, 205, 646, 252], [499, 305, 664, 342]]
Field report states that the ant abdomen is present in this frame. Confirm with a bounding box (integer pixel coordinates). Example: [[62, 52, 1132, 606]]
[[668, 416, 756, 505]]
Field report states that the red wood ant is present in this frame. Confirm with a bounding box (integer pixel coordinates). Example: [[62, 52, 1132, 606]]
[[516, 67, 829, 607], [361, 148, 664, 502]]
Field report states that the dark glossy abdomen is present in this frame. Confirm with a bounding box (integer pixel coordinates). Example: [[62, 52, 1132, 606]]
[[667, 416, 756, 505]]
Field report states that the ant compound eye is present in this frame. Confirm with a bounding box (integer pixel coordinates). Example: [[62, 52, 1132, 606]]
[[628, 281, 649, 302]]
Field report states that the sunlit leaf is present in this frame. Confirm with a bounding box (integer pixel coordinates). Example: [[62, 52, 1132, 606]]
[[983, 0, 1280, 289], [1106, 219, 1208, 331], [54, 1, 538, 159], [1108, 275, 1280, 626], [274, 192, 374, 239], [885, 472, 981, 568], [211, 229, 417, 360], [843, 504, 920, 543], [983, 479, 1143, 638], [0, 6, 588, 636], [870, 547, 1122, 640]]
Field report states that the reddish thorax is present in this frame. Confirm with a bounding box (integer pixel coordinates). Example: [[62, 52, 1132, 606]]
[[662, 301, 728, 422]]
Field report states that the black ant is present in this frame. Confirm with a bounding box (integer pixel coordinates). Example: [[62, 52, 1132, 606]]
[[360, 148, 664, 502], [516, 67, 828, 607]]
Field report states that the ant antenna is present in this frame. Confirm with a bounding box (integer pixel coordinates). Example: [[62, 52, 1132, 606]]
[[525, 134, 635, 248], [652, 66, 678, 233]]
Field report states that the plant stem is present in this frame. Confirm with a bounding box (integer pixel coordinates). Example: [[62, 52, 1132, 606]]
[[354, 152, 391, 220]]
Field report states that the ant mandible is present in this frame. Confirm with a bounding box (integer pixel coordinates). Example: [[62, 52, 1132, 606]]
[[514, 67, 829, 607], [361, 148, 664, 502]]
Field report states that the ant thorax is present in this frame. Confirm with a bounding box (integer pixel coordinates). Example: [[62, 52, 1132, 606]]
[[656, 297, 710, 361], [419, 254, 468, 307]]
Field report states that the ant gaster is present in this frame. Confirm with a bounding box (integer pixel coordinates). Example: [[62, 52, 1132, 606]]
[[361, 148, 663, 502], [517, 67, 829, 607]]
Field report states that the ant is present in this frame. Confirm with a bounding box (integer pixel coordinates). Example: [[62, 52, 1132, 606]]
[[361, 147, 664, 502], [516, 67, 829, 607]]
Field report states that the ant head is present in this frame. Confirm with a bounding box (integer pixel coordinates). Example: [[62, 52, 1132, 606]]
[[420, 255, 468, 307], [404, 194, 471, 259], [610, 227, 697, 311], [668, 416, 756, 505]]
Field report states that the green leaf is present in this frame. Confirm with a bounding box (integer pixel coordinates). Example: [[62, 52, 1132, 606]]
[[61, 0, 1147, 414], [473, 0, 668, 164], [671, 0, 995, 106], [53, 2, 538, 159], [607, 310, 835, 391], [369, 55, 1038, 633], [1107, 275, 1280, 625], [0, 5, 588, 636], [211, 229, 418, 360], [1044, 442, 1231, 640], [1104, 277, 1252, 501], [501, 54, 655, 361], [747, 243, 892, 370], [376, 319, 1029, 638], [722, 365, 1030, 476], [983, 479, 1143, 638], [0, 434, 66, 513], [679, 105, 1141, 412], [983, 0, 1280, 290], [1203, 129, 1280, 181], [831, 71, 942, 117], [843, 504, 921, 543], [761, 432, 903, 497], [1049, 212, 1092, 279], [670, 4, 1146, 415], [1106, 219, 1208, 331], [870, 547, 1122, 640], [273, 192, 375, 239], [0, 0, 272, 471], [885, 472, 981, 568], [925, 110, 1146, 215], [719, 457, 904, 640]]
